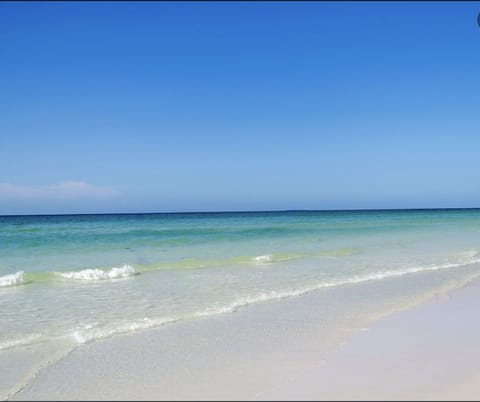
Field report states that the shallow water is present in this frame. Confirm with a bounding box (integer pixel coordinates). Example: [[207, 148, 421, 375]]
[[2, 209, 480, 398]]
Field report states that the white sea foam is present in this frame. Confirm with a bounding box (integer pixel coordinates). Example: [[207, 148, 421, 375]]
[[0, 271, 25, 288], [0, 334, 42, 351], [71, 317, 176, 344], [56, 265, 135, 281], [252, 255, 273, 263]]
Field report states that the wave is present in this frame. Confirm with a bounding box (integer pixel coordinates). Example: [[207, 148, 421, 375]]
[[0, 248, 361, 288], [252, 255, 273, 263], [71, 317, 177, 344], [0, 271, 25, 288], [135, 252, 306, 273], [196, 256, 480, 316], [0, 334, 43, 351], [56, 265, 136, 281]]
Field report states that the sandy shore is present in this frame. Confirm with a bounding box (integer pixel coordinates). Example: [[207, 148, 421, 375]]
[[263, 280, 480, 400], [11, 277, 480, 400]]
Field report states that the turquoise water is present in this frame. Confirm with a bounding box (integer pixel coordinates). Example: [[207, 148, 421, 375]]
[[2, 209, 480, 397]]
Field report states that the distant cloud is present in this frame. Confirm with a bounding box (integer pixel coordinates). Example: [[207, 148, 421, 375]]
[[0, 181, 120, 201]]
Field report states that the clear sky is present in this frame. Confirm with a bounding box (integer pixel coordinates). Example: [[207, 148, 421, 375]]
[[1, 1, 479, 214]]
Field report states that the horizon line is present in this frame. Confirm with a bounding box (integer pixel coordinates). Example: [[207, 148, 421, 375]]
[[1, 206, 480, 218]]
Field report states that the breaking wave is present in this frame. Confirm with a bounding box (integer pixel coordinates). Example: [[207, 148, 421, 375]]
[[252, 255, 273, 263], [56, 265, 136, 281], [71, 317, 177, 344], [0, 271, 25, 288], [0, 248, 361, 288]]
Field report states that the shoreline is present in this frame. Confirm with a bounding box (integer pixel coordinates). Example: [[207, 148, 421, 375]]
[[9, 271, 480, 401], [262, 278, 480, 400]]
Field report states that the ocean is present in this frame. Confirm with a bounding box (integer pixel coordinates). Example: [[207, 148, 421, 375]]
[[2, 209, 480, 398]]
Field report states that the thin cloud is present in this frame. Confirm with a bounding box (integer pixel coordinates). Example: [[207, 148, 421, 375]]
[[0, 181, 120, 201]]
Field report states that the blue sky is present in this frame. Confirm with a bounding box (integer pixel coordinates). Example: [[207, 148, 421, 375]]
[[1, 1, 479, 214]]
